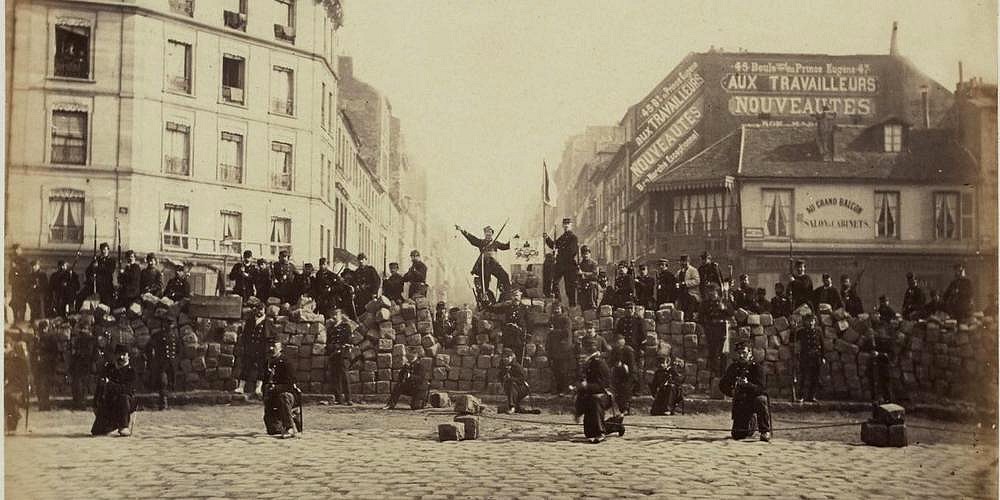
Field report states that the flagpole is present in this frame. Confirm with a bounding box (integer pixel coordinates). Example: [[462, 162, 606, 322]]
[[542, 160, 546, 256]]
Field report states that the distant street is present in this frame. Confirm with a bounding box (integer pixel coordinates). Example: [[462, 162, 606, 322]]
[[5, 404, 997, 499]]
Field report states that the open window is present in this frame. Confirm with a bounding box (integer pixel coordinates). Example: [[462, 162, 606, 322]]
[[54, 24, 90, 79]]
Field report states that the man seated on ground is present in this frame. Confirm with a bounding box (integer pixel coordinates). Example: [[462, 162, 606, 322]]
[[500, 348, 529, 414], [719, 342, 771, 442], [649, 355, 684, 416], [262, 339, 301, 439], [383, 350, 428, 410], [91, 344, 136, 437]]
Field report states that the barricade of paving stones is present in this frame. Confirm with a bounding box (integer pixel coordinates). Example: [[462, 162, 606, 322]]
[[12, 290, 997, 406]]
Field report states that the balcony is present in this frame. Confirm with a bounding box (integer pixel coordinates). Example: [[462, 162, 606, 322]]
[[160, 236, 270, 257], [271, 98, 294, 116], [164, 156, 189, 176], [50, 225, 84, 244], [223, 10, 247, 31], [218, 163, 242, 184], [222, 86, 244, 104], [51, 145, 86, 165], [168, 75, 191, 94], [273, 24, 296, 42]]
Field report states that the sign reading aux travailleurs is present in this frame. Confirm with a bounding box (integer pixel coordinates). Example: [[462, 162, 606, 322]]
[[724, 59, 879, 117], [631, 61, 705, 192]]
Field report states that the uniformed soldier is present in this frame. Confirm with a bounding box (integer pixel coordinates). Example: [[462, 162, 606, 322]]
[[457, 224, 513, 299], [840, 274, 864, 317], [234, 303, 268, 397], [69, 327, 97, 409], [753, 288, 770, 314], [383, 262, 405, 303], [7, 244, 30, 321], [597, 270, 614, 308], [636, 265, 656, 310], [313, 258, 344, 316], [33, 322, 62, 411], [577, 246, 600, 312], [5, 335, 30, 432], [612, 261, 636, 309], [613, 302, 645, 365], [271, 251, 297, 304], [902, 272, 927, 320], [572, 341, 622, 443], [291, 262, 316, 305], [500, 348, 530, 414], [608, 334, 638, 415], [325, 308, 354, 405], [542, 252, 558, 300], [925, 289, 946, 317], [383, 350, 428, 410], [649, 355, 684, 416], [145, 322, 178, 410], [91, 344, 136, 437], [699, 285, 732, 377], [787, 259, 814, 310], [228, 250, 256, 302], [543, 218, 580, 308], [24, 260, 49, 320], [350, 253, 382, 312], [402, 250, 429, 299], [432, 302, 455, 347], [140, 253, 163, 298], [860, 323, 894, 405], [793, 313, 825, 402], [495, 289, 529, 362], [262, 339, 301, 438], [943, 263, 974, 320], [698, 252, 724, 299], [675, 255, 701, 318], [579, 325, 611, 361], [547, 304, 574, 394], [812, 273, 843, 311], [118, 251, 142, 308], [253, 258, 274, 301], [876, 295, 897, 324], [720, 342, 771, 441], [655, 258, 677, 307], [731, 274, 755, 311], [770, 283, 792, 318], [49, 260, 80, 318], [162, 264, 192, 302]]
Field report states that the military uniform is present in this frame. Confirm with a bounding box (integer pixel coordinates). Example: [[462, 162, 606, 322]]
[[145, 327, 178, 410], [697, 261, 724, 299], [326, 321, 353, 404], [163, 273, 191, 302], [460, 230, 512, 296], [732, 284, 756, 311], [119, 262, 142, 307], [351, 264, 382, 312], [770, 293, 792, 318], [812, 285, 843, 311], [655, 267, 677, 306], [91, 359, 136, 435], [24, 268, 49, 320], [262, 352, 301, 436], [636, 273, 656, 310], [433, 304, 455, 347], [383, 271, 405, 303], [544, 229, 580, 307], [271, 260, 297, 304], [49, 267, 80, 317], [649, 362, 684, 415], [7, 252, 30, 321], [33, 330, 62, 411], [902, 284, 927, 320], [719, 355, 770, 440], [608, 344, 638, 414], [228, 261, 256, 301], [787, 274, 814, 310], [675, 264, 701, 318], [573, 352, 623, 441], [842, 286, 864, 316], [944, 275, 974, 320], [793, 323, 824, 401], [501, 358, 529, 412], [5, 341, 29, 431], [402, 260, 429, 299], [613, 271, 636, 309], [313, 268, 347, 317], [239, 316, 269, 390], [385, 359, 428, 410], [860, 328, 894, 404], [547, 313, 574, 393], [291, 270, 315, 305], [253, 263, 274, 301], [69, 331, 97, 408], [699, 296, 731, 376], [578, 257, 600, 311], [542, 253, 558, 299], [140, 264, 163, 298]]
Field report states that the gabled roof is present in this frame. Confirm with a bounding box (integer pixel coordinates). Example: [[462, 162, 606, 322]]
[[645, 131, 741, 191]]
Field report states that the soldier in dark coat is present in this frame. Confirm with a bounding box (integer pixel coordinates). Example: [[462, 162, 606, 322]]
[[943, 264, 974, 320], [312, 258, 339, 316], [753, 288, 770, 314], [614, 302, 646, 364], [924, 289, 946, 317], [271, 251, 297, 304], [635, 265, 657, 311], [145, 323, 178, 410], [432, 302, 455, 347], [228, 250, 256, 302], [162, 265, 191, 302], [33, 324, 62, 411], [291, 263, 316, 305], [876, 295, 897, 324], [860, 324, 895, 405], [719, 342, 771, 441], [382, 262, 405, 303], [402, 250, 429, 299], [902, 272, 927, 320], [118, 251, 142, 308], [5, 337, 30, 432], [572, 343, 623, 443], [262, 339, 301, 438], [787, 259, 814, 310], [547, 304, 575, 394], [812, 273, 843, 312], [731, 274, 756, 312], [699, 286, 732, 376], [613, 261, 636, 309], [608, 334, 638, 415], [350, 253, 382, 313], [500, 348, 530, 414], [383, 350, 428, 410], [542, 252, 558, 300], [491, 289, 529, 361], [770, 283, 792, 318], [544, 217, 580, 307], [235, 303, 268, 397], [655, 258, 677, 307], [840, 275, 864, 317], [457, 225, 513, 299], [91, 344, 136, 436], [793, 314, 825, 402], [698, 252, 724, 300], [24, 260, 49, 320], [649, 356, 684, 416], [325, 308, 354, 405], [7, 244, 30, 322], [69, 328, 97, 409], [253, 258, 274, 301], [577, 246, 600, 312], [139, 253, 163, 298], [49, 260, 80, 318]]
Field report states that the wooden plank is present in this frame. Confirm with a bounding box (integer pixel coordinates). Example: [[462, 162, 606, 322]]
[[188, 295, 244, 319]]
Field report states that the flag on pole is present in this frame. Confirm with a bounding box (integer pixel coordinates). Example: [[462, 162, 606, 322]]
[[542, 161, 557, 207]]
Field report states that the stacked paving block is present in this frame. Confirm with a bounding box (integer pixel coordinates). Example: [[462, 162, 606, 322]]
[[861, 403, 908, 447]]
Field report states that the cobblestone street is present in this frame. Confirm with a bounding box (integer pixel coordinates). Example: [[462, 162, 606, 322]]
[[4, 403, 997, 499]]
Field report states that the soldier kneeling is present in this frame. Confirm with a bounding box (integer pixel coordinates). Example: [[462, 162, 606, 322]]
[[383, 351, 428, 410], [719, 342, 771, 442], [91, 344, 136, 437], [500, 348, 529, 414], [649, 356, 684, 416]]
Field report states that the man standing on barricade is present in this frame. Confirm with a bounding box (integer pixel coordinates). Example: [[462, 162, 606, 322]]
[[544, 217, 580, 308], [577, 246, 600, 312]]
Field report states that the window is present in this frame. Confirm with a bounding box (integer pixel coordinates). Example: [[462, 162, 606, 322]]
[[220, 211, 242, 255], [320, 153, 327, 200], [164, 122, 190, 175], [884, 124, 903, 152], [273, 0, 295, 42], [875, 191, 899, 239], [163, 204, 190, 249], [49, 189, 84, 243], [270, 142, 293, 190], [166, 40, 192, 94], [169, 0, 194, 17], [270, 66, 294, 115], [762, 189, 792, 237], [270, 217, 292, 256], [219, 132, 243, 183], [222, 55, 245, 104], [223, 0, 247, 31], [934, 191, 974, 240], [51, 110, 87, 165], [54, 24, 90, 79], [670, 192, 729, 235], [320, 82, 326, 128]]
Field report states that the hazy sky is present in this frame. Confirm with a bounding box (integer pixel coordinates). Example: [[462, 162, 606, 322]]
[[340, 0, 997, 257]]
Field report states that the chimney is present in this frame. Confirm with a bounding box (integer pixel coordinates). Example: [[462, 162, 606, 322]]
[[958, 60, 964, 85], [815, 106, 837, 160], [921, 85, 930, 128], [889, 21, 899, 56]]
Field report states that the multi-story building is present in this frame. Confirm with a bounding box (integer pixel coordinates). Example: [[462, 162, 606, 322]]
[[6, 0, 347, 294]]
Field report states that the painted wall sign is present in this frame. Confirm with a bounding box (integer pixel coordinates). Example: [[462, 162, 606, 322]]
[[724, 59, 878, 118], [795, 191, 872, 239]]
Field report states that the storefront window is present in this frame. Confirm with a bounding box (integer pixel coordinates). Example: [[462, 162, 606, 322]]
[[762, 189, 791, 237], [875, 191, 899, 239]]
